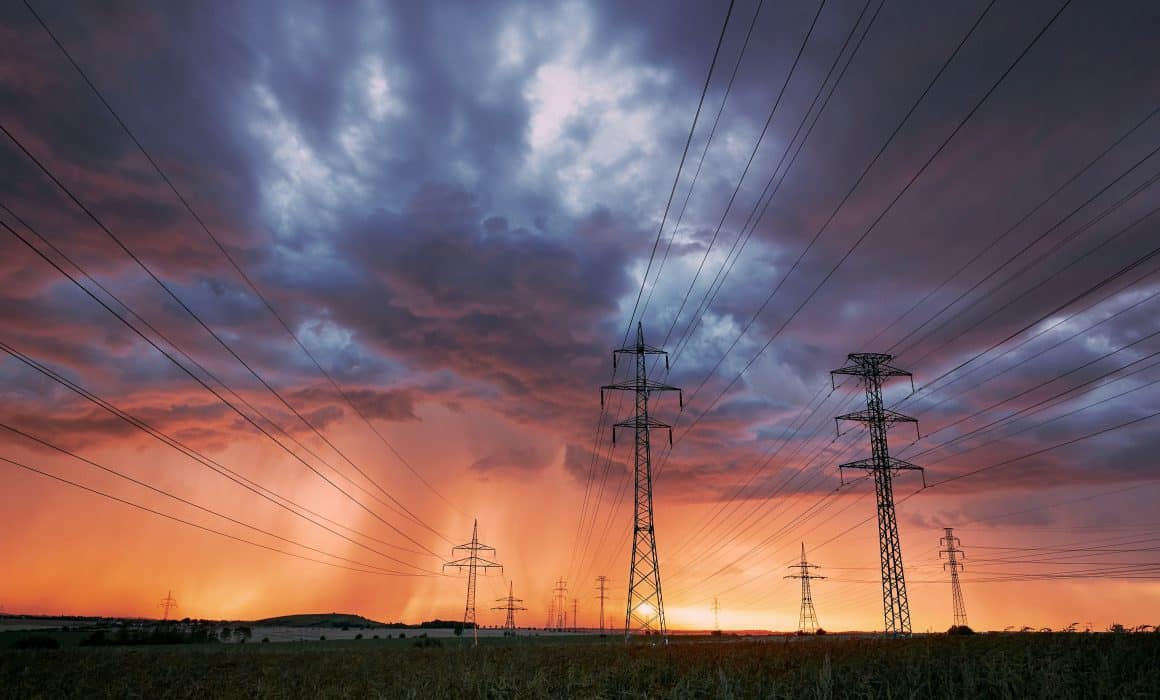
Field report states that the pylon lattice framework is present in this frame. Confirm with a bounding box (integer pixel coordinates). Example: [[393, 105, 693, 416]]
[[553, 578, 568, 631], [595, 576, 609, 635], [940, 527, 968, 628], [492, 581, 527, 634], [443, 519, 502, 646], [159, 590, 177, 621], [832, 353, 923, 636], [601, 322, 682, 641], [785, 542, 824, 634]]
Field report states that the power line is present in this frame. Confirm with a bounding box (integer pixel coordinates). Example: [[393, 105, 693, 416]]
[[20, 0, 463, 519], [0, 343, 437, 569], [0, 210, 444, 558], [0, 421, 427, 573], [0, 123, 451, 546], [0, 455, 430, 577], [621, 0, 737, 344]]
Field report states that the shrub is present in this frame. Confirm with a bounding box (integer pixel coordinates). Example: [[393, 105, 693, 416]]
[[948, 625, 975, 635]]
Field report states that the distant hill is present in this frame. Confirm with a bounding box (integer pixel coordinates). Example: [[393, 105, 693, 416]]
[[252, 613, 386, 629]]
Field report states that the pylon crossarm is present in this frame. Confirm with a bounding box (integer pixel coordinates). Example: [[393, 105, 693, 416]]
[[839, 456, 923, 473], [837, 408, 917, 425]]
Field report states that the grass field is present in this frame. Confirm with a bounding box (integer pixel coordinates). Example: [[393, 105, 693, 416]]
[[2, 632, 1158, 698]]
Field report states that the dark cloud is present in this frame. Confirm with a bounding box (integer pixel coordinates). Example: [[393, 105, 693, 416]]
[[1, 0, 1158, 521]]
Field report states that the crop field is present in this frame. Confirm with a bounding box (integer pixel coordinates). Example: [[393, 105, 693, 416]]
[[2, 632, 1158, 699]]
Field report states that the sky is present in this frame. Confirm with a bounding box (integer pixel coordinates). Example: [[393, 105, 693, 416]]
[[1, 0, 1159, 633]]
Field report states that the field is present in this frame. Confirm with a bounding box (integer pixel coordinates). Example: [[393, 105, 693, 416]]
[[2, 632, 1159, 698]]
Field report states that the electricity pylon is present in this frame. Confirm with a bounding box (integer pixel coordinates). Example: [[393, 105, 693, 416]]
[[595, 575, 609, 635], [159, 590, 178, 621], [553, 578, 568, 631], [601, 322, 682, 642], [940, 527, 968, 628], [492, 581, 526, 636], [712, 597, 721, 632], [444, 519, 502, 646], [572, 598, 578, 632], [785, 543, 824, 634], [832, 353, 923, 636]]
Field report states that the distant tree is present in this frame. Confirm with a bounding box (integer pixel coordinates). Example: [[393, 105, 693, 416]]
[[948, 625, 974, 635], [453, 623, 464, 637], [319, 635, 327, 641], [1064, 622, 1079, 633], [815, 629, 827, 636], [261, 637, 270, 643], [235, 626, 252, 642], [1109, 623, 1126, 634], [219, 627, 233, 642], [355, 633, 363, 640]]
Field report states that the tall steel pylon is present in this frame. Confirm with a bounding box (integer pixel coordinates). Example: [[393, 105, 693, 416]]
[[159, 590, 178, 621], [492, 581, 526, 636], [940, 527, 968, 629], [601, 322, 683, 642], [785, 543, 824, 634], [595, 575, 609, 636], [712, 597, 721, 632], [444, 519, 502, 646], [832, 353, 923, 636], [553, 578, 568, 631]]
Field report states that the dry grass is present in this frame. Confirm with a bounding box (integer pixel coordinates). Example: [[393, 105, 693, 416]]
[[2, 632, 1158, 698]]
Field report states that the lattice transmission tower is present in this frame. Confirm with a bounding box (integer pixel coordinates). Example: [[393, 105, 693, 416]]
[[444, 519, 502, 646], [785, 543, 824, 634], [601, 322, 683, 642], [712, 597, 720, 632], [595, 575, 609, 636], [553, 578, 568, 631], [832, 353, 923, 636], [940, 527, 968, 629], [159, 590, 178, 621], [492, 581, 526, 636]]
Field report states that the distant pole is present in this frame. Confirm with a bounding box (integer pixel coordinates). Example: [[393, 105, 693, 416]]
[[443, 519, 503, 646], [785, 543, 825, 634], [832, 353, 923, 636], [712, 597, 720, 632], [159, 590, 178, 621], [572, 598, 579, 632], [940, 528, 968, 629], [595, 575, 609, 635], [491, 581, 527, 636], [601, 323, 683, 643]]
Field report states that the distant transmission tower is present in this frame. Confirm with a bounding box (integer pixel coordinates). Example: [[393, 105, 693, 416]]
[[492, 581, 526, 636], [601, 322, 683, 642], [940, 528, 968, 629], [832, 353, 923, 636], [159, 590, 178, 621], [712, 597, 721, 632], [572, 598, 578, 632], [444, 519, 502, 646], [785, 543, 824, 634], [595, 575, 609, 636], [553, 578, 568, 631]]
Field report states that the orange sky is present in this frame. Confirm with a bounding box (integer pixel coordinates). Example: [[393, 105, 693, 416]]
[[3, 400, 1158, 632]]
